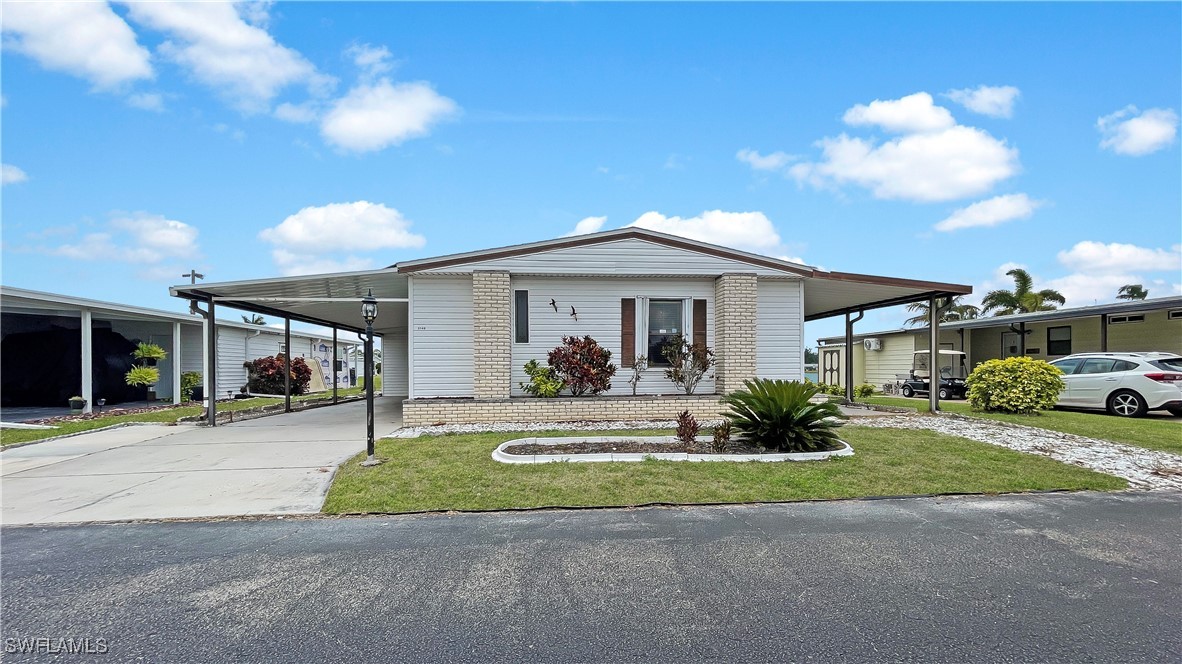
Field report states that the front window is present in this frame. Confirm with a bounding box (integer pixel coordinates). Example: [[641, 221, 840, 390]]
[[647, 299, 684, 366], [1050, 358, 1083, 375], [1047, 326, 1072, 356]]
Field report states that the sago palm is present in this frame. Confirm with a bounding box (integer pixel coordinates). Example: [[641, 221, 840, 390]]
[[721, 379, 846, 453], [981, 268, 1066, 316]]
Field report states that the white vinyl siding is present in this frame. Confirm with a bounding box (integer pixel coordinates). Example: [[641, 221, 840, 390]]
[[384, 330, 410, 397], [180, 325, 203, 373], [863, 333, 918, 388], [509, 277, 715, 396], [755, 279, 804, 380], [410, 276, 474, 397], [419, 238, 796, 277]]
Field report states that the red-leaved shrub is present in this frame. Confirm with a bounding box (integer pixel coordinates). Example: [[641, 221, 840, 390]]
[[547, 335, 617, 396], [244, 354, 312, 395]]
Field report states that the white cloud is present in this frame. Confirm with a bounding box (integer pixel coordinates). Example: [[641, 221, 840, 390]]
[[274, 101, 319, 123], [259, 201, 426, 254], [48, 212, 199, 264], [1043, 272, 1144, 306], [269, 249, 376, 277], [627, 210, 781, 252], [2, 1, 153, 90], [735, 148, 795, 171], [126, 92, 164, 112], [784, 92, 1020, 202], [564, 216, 608, 237], [945, 85, 1021, 118], [934, 193, 1043, 232], [346, 43, 394, 79], [1057, 241, 1181, 274], [842, 92, 955, 133], [2, 164, 29, 185], [123, 1, 331, 113], [320, 80, 457, 152], [1097, 106, 1179, 156]]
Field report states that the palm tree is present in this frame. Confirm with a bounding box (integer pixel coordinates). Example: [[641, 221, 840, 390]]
[[1116, 284, 1149, 301], [242, 314, 266, 325], [981, 268, 1066, 315], [903, 296, 981, 327]]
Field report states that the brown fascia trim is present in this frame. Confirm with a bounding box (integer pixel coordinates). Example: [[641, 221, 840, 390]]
[[395, 229, 815, 276], [817, 271, 973, 294], [804, 290, 967, 322]]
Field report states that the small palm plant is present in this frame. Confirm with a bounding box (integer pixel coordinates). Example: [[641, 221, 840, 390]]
[[721, 379, 846, 453], [127, 342, 167, 404]]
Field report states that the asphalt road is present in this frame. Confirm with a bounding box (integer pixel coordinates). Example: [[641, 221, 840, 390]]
[[2, 492, 1179, 663]]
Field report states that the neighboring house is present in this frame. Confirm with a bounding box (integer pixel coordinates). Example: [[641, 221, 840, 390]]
[[0, 286, 356, 413], [173, 227, 971, 426], [816, 296, 1182, 390]]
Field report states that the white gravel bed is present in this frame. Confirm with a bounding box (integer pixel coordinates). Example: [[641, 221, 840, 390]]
[[388, 419, 725, 439], [851, 414, 1182, 491]]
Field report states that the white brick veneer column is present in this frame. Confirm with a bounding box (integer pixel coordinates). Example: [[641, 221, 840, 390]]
[[715, 273, 758, 394], [472, 270, 512, 398]]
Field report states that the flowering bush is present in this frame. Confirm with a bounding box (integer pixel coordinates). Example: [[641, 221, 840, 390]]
[[244, 354, 312, 395], [547, 335, 616, 396], [966, 357, 1063, 414]]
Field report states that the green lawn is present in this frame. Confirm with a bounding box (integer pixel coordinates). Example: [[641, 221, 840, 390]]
[[0, 383, 377, 447], [863, 396, 1182, 455], [322, 426, 1125, 514]]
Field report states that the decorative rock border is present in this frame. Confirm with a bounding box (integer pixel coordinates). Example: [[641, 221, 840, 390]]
[[492, 435, 854, 464]]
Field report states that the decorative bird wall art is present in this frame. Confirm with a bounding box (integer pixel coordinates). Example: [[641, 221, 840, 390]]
[[570, 306, 578, 322], [549, 298, 558, 312]]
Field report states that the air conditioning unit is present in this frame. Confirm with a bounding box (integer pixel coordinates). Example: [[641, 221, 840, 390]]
[[864, 338, 883, 351]]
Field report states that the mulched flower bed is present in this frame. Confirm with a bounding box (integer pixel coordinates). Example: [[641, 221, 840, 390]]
[[503, 438, 843, 456], [22, 402, 204, 426]]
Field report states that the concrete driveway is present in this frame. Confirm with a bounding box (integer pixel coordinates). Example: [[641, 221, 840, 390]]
[[0, 398, 401, 525]]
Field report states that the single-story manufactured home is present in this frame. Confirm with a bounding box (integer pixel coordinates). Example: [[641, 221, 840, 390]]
[[171, 227, 972, 425], [816, 296, 1182, 391], [0, 286, 358, 414]]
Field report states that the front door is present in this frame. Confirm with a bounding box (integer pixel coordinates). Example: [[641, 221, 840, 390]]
[[1001, 332, 1021, 358], [822, 349, 841, 386]]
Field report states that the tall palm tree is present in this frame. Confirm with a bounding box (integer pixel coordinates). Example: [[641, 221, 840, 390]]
[[981, 268, 1066, 315], [242, 314, 266, 325], [903, 296, 981, 327], [1116, 284, 1149, 301]]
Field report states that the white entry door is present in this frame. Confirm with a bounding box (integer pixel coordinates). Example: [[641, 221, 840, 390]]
[[1001, 332, 1021, 358]]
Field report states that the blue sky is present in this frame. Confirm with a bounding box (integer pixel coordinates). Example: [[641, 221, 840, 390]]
[[2, 1, 1179, 344]]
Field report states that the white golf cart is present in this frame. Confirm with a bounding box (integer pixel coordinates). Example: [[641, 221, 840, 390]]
[[900, 350, 969, 400]]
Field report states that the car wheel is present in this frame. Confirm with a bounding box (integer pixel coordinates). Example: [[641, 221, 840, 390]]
[[1106, 390, 1147, 418], [901, 385, 914, 398], [938, 388, 950, 400]]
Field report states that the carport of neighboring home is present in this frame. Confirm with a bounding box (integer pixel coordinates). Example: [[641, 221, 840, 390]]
[[170, 227, 971, 424]]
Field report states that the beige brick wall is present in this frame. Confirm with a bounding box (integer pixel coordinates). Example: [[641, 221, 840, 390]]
[[403, 395, 726, 427], [715, 273, 757, 393], [472, 270, 511, 398]]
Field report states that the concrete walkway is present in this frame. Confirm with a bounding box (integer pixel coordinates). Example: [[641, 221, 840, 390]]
[[0, 398, 402, 525]]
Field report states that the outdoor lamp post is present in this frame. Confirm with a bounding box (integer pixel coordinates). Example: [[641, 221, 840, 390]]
[[360, 289, 381, 466]]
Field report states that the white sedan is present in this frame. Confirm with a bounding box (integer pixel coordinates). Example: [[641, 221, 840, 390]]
[[1048, 352, 1182, 418]]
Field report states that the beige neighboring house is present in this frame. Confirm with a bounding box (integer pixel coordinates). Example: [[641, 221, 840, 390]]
[[816, 296, 1182, 390]]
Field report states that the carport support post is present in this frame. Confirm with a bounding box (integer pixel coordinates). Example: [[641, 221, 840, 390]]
[[843, 311, 863, 402], [284, 318, 291, 412], [172, 322, 182, 405], [80, 309, 93, 414], [206, 299, 217, 426], [929, 297, 941, 414], [332, 328, 338, 404]]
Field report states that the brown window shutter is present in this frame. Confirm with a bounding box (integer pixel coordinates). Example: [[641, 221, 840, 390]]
[[693, 299, 707, 345], [621, 298, 635, 367]]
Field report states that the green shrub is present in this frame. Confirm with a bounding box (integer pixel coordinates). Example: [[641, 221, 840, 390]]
[[966, 357, 1064, 414], [854, 383, 876, 398], [520, 359, 564, 397], [180, 372, 202, 401], [722, 379, 846, 453], [818, 383, 844, 396], [132, 342, 167, 363], [125, 365, 159, 387]]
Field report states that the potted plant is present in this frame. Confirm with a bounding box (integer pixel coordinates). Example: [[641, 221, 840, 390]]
[[68, 396, 86, 411], [126, 342, 167, 405]]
